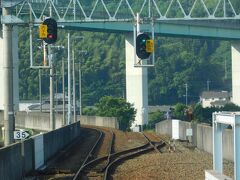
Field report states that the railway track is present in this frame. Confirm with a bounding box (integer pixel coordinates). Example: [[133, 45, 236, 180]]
[[73, 129, 115, 179], [26, 127, 169, 180], [25, 128, 103, 179], [103, 133, 167, 179], [72, 128, 104, 180], [74, 131, 166, 180]]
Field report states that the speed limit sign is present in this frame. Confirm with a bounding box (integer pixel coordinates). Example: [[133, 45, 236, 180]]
[[14, 130, 30, 140]]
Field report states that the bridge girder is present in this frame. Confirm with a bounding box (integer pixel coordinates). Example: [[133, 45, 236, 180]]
[[62, 20, 240, 40], [1, 0, 240, 39], [4, 0, 240, 23]]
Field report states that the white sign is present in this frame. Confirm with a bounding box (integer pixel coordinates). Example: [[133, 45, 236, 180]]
[[14, 130, 30, 140], [186, 128, 193, 136]]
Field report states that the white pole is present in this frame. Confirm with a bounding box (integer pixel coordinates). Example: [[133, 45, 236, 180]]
[[72, 50, 76, 122], [49, 45, 55, 130], [39, 69, 42, 112], [137, 13, 140, 34], [62, 59, 65, 125], [67, 33, 71, 124], [79, 62, 82, 116]]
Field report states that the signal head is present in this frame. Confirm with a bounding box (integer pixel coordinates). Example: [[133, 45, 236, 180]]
[[136, 33, 151, 59], [42, 18, 57, 44]]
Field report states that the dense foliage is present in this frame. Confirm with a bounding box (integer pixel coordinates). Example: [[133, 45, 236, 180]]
[[95, 96, 136, 131], [193, 103, 240, 124], [18, 0, 239, 106], [169, 103, 240, 124], [18, 28, 232, 107], [145, 110, 165, 129]]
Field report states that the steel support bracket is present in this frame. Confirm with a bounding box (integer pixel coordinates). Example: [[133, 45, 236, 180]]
[[1, 15, 25, 24], [213, 112, 240, 180]]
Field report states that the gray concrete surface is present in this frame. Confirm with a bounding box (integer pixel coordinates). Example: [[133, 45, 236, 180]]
[[196, 124, 213, 154], [22, 138, 35, 174], [155, 120, 234, 162], [155, 120, 171, 136], [44, 122, 80, 162], [0, 143, 23, 180], [0, 122, 81, 180], [80, 115, 119, 129], [0, 111, 119, 131], [179, 121, 192, 140]]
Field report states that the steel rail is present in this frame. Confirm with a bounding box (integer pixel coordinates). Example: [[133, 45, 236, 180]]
[[73, 128, 115, 179], [101, 129, 115, 171], [142, 132, 161, 153], [73, 130, 167, 179], [82, 142, 150, 169], [73, 128, 103, 180], [103, 133, 168, 180], [75, 142, 150, 179], [103, 145, 155, 180]]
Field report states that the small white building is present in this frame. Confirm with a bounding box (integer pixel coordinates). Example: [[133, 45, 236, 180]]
[[200, 91, 231, 108], [19, 100, 40, 112]]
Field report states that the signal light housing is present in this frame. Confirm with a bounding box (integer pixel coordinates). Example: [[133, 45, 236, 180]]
[[136, 33, 151, 59], [42, 18, 57, 44]]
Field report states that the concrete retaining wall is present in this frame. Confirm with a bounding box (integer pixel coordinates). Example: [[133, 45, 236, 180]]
[[15, 112, 62, 131], [196, 124, 213, 154], [44, 123, 80, 162], [0, 143, 23, 180], [179, 121, 192, 140], [0, 112, 119, 131], [80, 115, 119, 129], [155, 120, 171, 135], [155, 120, 234, 162], [0, 122, 81, 180], [22, 138, 35, 174]]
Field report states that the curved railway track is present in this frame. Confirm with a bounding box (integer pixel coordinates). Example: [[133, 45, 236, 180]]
[[26, 127, 170, 180], [103, 133, 166, 180], [73, 128, 104, 180], [73, 129, 115, 179], [74, 131, 167, 180]]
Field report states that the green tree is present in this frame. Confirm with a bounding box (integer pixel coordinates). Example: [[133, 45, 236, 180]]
[[95, 96, 136, 131], [173, 103, 187, 120], [147, 110, 164, 129], [18, 19, 231, 106], [192, 103, 240, 124], [82, 107, 97, 116], [193, 103, 203, 122], [221, 103, 240, 111]]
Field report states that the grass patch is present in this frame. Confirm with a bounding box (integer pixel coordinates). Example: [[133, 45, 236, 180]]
[[143, 129, 155, 133]]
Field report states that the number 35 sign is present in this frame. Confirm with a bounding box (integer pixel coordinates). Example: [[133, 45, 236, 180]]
[[14, 130, 30, 140]]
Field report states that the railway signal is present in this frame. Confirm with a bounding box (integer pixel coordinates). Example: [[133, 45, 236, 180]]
[[136, 33, 154, 59], [39, 18, 58, 44]]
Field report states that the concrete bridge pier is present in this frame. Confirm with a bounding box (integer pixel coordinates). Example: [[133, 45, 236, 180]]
[[232, 42, 240, 106], [125, 34, 148, 131]]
